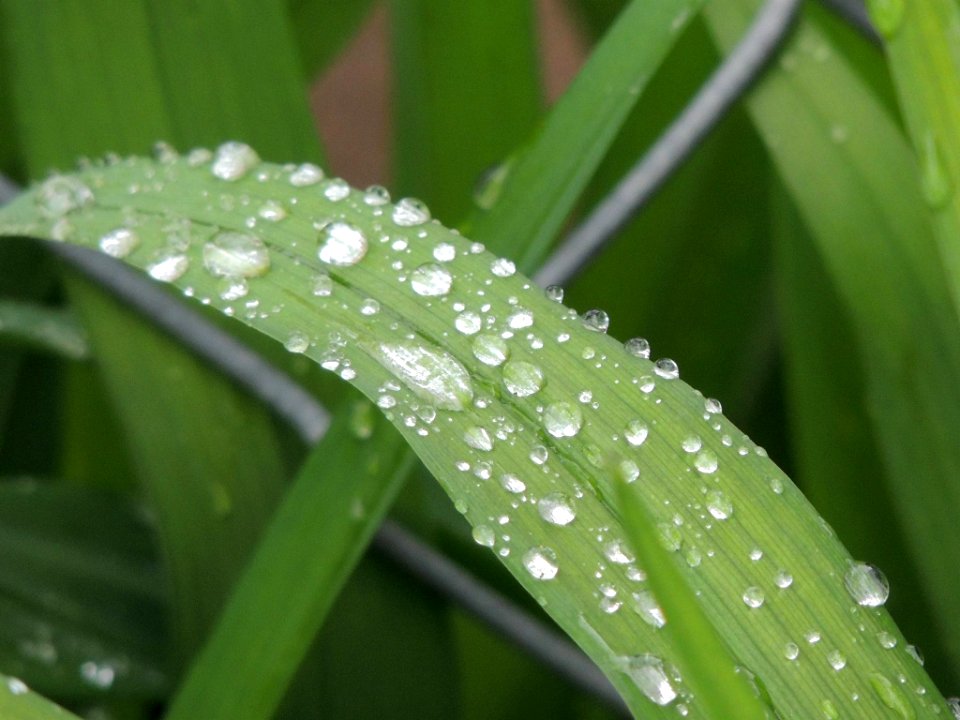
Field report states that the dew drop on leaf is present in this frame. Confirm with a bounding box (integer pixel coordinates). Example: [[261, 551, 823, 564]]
[[502, 360, 544, 397], [203, 231, 270, 277], [544, 284, 564, 302], [99, 227, 139, 258], [623, 654, 677, 706], [211, 141, 259, 181], [582, 309, 610, 333], [624, 337, 651, 358], [705, 489, 732, 519], [433, 242, 456, 262], [410, 262, 453, 297], [284, 331, 309, 354], [472, 525, 495, 548], [464, 426, 494, 452], [826, 650, 846, 671], [695, 450, 718, 474], [523, 546, 559, 580], [147, 251, 189, 283], [392, 197, 430, 227], [472, 334, 509, 366], [322, 178, 350, 201], [36, 175, 94, 218], [289, 162, 325, 187], [362, 184, 390, 205], [538, 492, 576, 526], [632, 589, 666, 628], [500, 473, 525, 494], [624, 420, 648, 446], [490, 257, 516, 277], [742, 586, 765, 608], [507, 308, 534, 329], [372, 342, 474, 411], [543, 401, 583, 438], [218, 276, 248, 301], [844, 562, 890, 607], [455, 311, 482, 335], [654, 358, 679, 379], [318, 222, 368, 266]]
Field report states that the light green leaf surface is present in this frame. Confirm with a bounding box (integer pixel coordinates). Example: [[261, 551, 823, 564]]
[[0, 153, 949, 717], [705, 0, 960, 675], [0, 673, 81, 720]]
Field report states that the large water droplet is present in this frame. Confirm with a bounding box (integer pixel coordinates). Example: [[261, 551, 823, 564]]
[[372, 342, 474, 411], [392, 197, 430, 226], [624, 655, 677, 706], [289, 163, 324, 187], [869, 673, 915, 719], [582, 309, 609, 333], [538, 493, 576, 525], [318, 222, 368, 266], [844, 562, 890, 607], [99, 228, 139, 258], [502, 360, 544, 397], [523, 546, 559, 580], [203, 231, 270, 277], [147, 251, 189, 282], [410, 263, 453, 296], [472, 334, 509, 366], [543, 401, 583, 438], [36, 176, 94, 218], [624, 420, 648, 446], [211, 141, 259, 181]]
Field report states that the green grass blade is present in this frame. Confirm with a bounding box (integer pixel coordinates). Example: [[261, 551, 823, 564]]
[[391, 0, 541, 224], [871, 0, 960, 312], [705, 0, 960, 674], [616, 481, 769, 720], [65, 274, 288, 660], [0, 301, 88, 360], [286, 0, 377, 80], [165, 399, 413, 720], [466, 0, 703, 266], [0, 153, 951, 717], [0, 673, 82, 720]]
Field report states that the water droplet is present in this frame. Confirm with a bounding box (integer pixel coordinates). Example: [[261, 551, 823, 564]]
[[695, 450, 718, 474], [6, 677, 27, 695], [920, 131, 952, 208], [866, 0, 905, 39], [869, 673, 915, 718], [80, 660, 116, 689], [363, 184, 390, 205], [906, 644, 924, 666], [742, 586, 765, 608], [360, 298, 380, 315], [285, 331, 309, 353], [147, 251, 189, 282], [821, 699, 839, 719], [501, 473, 525, 493], [257, 200, 287, 222], [211, 141, 259, 181], [770, 476, 784, 494], [624, 337, 650, 358], [682, 436, 702, 453], [784, 642, 800, 660], [289, 162, 324, 186], [624, 420, 648, 446], [705, 489, 733, 519], [877, 631, 898, 649], [605, 540, 635, 564], [322, 178, 350, 201], [657, 524, 682, 552], [318, 222, 368, 266], [392, 197, 430, 226], [507, 308, 534, 329], [433, 242, 456, 262], [490, 257, 516, 277], [203, 231, 270, 277], [827, 649, 846, 671], [99, 227, 139, 258], [464, 426, 494, 452], [372, 342, 473, 411], [543, 402, 583, 438], [705, 398, 722, 414], [619, 459, 639, 483], [523, 546, 559, 580], [472, 334, 509, 366], [582, 309, 609, 333], [36, 175, 94, 218], [218, 276, 249, 300], [529, 445, 549, 465], [844, 562, 889, 607], [947, 697, 960, 719], [410, 262, 453, 296], [538, 493, 576, 525], [624, 655, 677, 706], [472, 525, 495, 547], [545, 285, 564, 302], [455, 311, 482, 335], [502, 360, 544, 397], [632, 589, 666, 628], [774, 570, 793, 589], [654, 358, 679, 379], [313, 273, 333, 296]]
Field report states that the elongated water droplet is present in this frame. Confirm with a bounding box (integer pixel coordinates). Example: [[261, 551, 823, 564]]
[[501, 473, 525, 494], [464, 426, 494, 452], [99, 227, 139, 258], [869, 673, 915, 719], [624, 655, 677, 706], [523, 546, 559, 580], [203, 232, 270, 277], [289, 162, 324, 186], [212, 141, 259, 181], [6, 677, 28, 695], [844, 562, 890, 607], [920, 131, 952, 208], [632, 589, 666, 628], [392, 197, 430, 226], [147, 251, 189, 282], [538, 493, 576, 525], [473, 334, 509, 366], [502, 360, 544, 397], [543, 401, 582, 438], [410, 262, 453, 296], [318, 222, 368, 266], [372, 342, 474, 411]]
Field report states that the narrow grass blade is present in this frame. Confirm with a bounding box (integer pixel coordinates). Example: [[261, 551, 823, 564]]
[[0, 154, 951, 716], [706, 0, 960, 674], [391, 0, 541, 224], [0, 302, 87, 360], [616, 481, 769, 720], [466, 0, 704, 267], [165, 399, 413, 720], [0, 674, 82, 720], [287, 0, 377, 79]]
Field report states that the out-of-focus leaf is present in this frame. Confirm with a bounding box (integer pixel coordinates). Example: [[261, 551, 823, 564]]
[[287, 0, 377, 80], [0, 673, 82, 720], [0, 301, 87, 360]]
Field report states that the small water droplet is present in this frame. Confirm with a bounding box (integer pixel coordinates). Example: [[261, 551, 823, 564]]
[[203, 231, 270, 277], [322, 178, 350, 201], [538, 493, 576, 526], [906, 644, 924, 666], [313, 273, 333, 296], [289, 163, 325, 186], [624, 337, 650, 358], [784, 642, 800, 661], [523, 546, 559, 580], [742, 586, 765, 608], [392, 197, 430, 226], [654, 358, 679, 379], [285, 331, 309, 354], [622, 420, 648, 446], [624, 655, 677, 706], [211, 141, 259, 181], [682, 436, 702, 453], [705, 489, 733, 519], [80, 660, 116, 689], [529, 445, 549, 465], [769, 476, 784, 494], [464, 426, 494, 452], [502, 360, 544, 397], [827, 649, 846, 671], [545, 285, 564, 302], [774, 570, 794, 589], [657, 524, 682, 552], [99, 227, 139, 258], [472, 334, 509, 366], [147, 251, 189, 282], [360, 298, 380, 315], [501, 473, 525, 493], [318, 222, 368, 266], [877, 631, 898, 649], [36, 175, 94, 218], [433, 242, 456, 262], [869, 673, 915, 718], [694, 450, 718, 474], [507, 308, 534, 329], [218, 276, 249, 300], [844, 562, 890, 607], [582, 309, 609, 333], [472, 525, 495, 547], [6, 677, 28, 695], [619, 459, 639, 483], [705, 398, 722, 414], [455, 311, 482, 335], [257, 200, 287, 222], [410, 262, 453, 296], [363, 184, 390, 205], [543, 401, 583, 437], [372, 342, 474, 411], [490, 257, 516, 277], [605, 540, 635, 564], [632, 589, 666, 628]]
